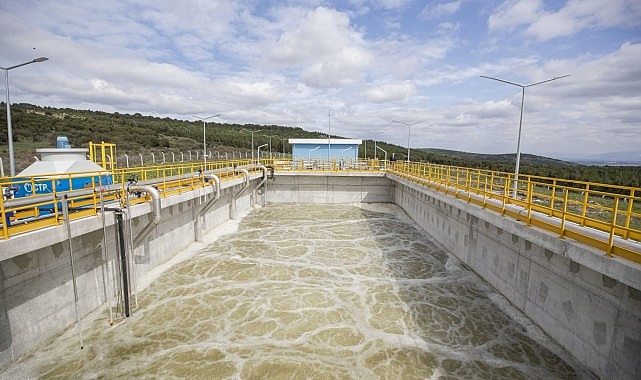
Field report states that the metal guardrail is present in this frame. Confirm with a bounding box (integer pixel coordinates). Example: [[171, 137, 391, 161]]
[[263, 158, 641, 263], [383, 161, 641, 264], [0, 160, 259, 240], [2, 158, 639, 264]]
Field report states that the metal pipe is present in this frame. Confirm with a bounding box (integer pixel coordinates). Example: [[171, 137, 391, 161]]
[[195, 173, 220, 242], [124, 198, 138, 311], [115, 212, 130, 317], [230, 168, 249, 220], [3, 166, 240, 221], [128, 185, 161, 248], [59, 195, 84, 349], [198, 174, 221, 217], [252, 164, 268, 207], [98, 183, 114, 325]]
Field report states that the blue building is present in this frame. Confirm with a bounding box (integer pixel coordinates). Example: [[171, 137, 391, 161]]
[[289, 138, 362, 161]]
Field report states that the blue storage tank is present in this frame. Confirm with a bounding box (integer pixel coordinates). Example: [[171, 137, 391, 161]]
[[56, 135, 71, 149]]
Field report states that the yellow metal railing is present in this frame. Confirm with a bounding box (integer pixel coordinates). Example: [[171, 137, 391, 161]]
[[385, 161, 641, 264], [2, 157, 639, 264], [0, 159, 258, 240], [266, 158, 382, 171], [89, 141, 117, 171]]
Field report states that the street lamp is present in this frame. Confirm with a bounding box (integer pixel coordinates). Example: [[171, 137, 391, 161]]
[[392, 120, 423, 163], [308, 146, 320, 162], [2, 57, 49, 176], [375, 146, 387, 170], [194, 114, 220, 169], [373, 130, 384, 159], [327, 108, 332, 162], [264, 134, 278, 158], [280, 138, 288, 156], [480, 74, 569, 197], [241, 129, 262, 162]]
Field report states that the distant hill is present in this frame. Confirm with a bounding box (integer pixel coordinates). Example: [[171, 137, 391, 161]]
[[419, 148, 575, 168], [569, 151, 641, 166], [1, 103, 639, 187]]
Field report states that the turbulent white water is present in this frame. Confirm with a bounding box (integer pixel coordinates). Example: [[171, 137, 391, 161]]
[[2, 203, 592, 379]]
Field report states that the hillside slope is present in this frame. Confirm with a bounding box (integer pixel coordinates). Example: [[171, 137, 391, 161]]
[[1, 103, 639, 187]]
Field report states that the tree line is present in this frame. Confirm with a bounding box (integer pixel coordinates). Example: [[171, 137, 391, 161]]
[[1, 103, 639, 188]]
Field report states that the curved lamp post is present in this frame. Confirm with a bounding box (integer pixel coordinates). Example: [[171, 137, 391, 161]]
[[480, 74, 569, 197], [265, 134, 278, 158], [194, 114, 220, 169], [392, 120, 423, 163], [242, 129, 262, 162], [375, 146, 387, 170], [373, 130, 384, 160], [308, 146, 320, 162], [2, 57, 49, 176]]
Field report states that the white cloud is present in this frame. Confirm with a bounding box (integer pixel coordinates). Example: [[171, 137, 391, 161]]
[[0, 0, 639, 158], [489, 0, 641, 41], [363, 82, 416, 103], [267, 7, 373, 87], [420, 1, 463, 19], [488, 0, 543, 32]]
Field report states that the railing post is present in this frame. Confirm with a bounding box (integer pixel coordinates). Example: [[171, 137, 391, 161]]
[[549, 179, 557, 216], [560, 189, 570, 238], [0, 194, 8, 239], [608, 196, 620, 256], [526, 181, 533, 224], [501, 178, 509, 215], [483, 176, 488, 208], [624, 189, 634, 239], [581, 183, 590, 226]]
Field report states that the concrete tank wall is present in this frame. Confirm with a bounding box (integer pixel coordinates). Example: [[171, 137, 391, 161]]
[[1, 171, 640, 379], [267, 172, 641, 379], [390, 174, 641, 380], [0, 174, 262, 367], [265, 172, 393, 203]]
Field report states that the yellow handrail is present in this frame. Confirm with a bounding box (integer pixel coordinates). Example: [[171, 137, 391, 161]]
[[2, 158, 639, 264], [385, 161, 640, 264], [0, 160, 259, 241]]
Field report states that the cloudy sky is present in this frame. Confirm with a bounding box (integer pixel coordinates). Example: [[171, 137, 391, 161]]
[[1, 0, 640, 159]]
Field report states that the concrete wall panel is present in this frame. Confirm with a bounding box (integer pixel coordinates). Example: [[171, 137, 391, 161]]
[[1, 171, 639, 379], [390, 173, 641, 380], [0, 174, 261, 368]]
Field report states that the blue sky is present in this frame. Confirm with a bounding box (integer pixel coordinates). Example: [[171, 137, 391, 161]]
[[1, 0, 640, 159]]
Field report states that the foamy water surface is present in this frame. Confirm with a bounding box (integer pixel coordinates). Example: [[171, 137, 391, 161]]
[[2, 204, 592, 379]]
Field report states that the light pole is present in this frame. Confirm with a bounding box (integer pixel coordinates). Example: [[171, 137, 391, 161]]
[[480, 74, 569, 197], [2, 57, 49, 176], [264, 134, 278, 158], [392, 120, 423, 163], [242, 129, 262, 162], [308, 146, 320, 162], [194, 114, 220, 169], [375, 146, 387, 170], [373, 130, 384, 159], [327, 108, 331, 162]]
